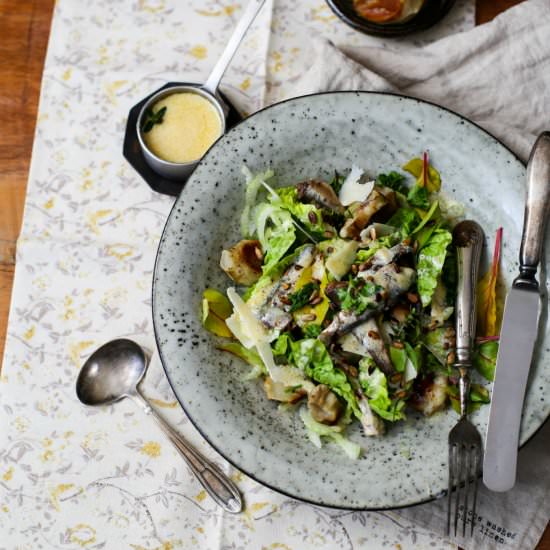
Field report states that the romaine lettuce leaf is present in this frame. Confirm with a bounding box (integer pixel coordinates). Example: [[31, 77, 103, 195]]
[[243, 244, 314, 302], [273, 186, 326, 235], [358, 365, 406, 422], [355, 232, 400, 262], [411, 201, 439, 236], [389, 345, 407, 373], [423, 327, 452, 366], [276, 337, 360, 418], [254, 203, 296, 276], [387, 207, 420, 237], [417, 228, 452, 307], [272, 333, 291, 357]]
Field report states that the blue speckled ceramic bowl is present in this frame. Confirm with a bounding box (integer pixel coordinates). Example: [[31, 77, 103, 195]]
[[152, 92, 550, 510]]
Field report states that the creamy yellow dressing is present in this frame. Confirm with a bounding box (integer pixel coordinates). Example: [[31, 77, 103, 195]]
[[143, 92, 222, 163]]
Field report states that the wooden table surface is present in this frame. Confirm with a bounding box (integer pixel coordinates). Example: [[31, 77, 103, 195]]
[[1, 0, 548, 547]]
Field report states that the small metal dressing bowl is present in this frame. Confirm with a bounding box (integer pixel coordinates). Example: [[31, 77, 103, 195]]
[[136, 85, 226, 181], [133, 0, 265, 181]]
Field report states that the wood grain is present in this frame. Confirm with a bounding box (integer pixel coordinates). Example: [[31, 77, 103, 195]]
[[0, 0, 54, 360], [0, 0, 548, 547]]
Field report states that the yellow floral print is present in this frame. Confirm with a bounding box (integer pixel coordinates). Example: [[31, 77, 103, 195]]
[[140, 441, 161, 458]]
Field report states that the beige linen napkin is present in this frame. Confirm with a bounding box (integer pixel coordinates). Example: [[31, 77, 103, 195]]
[[284, 1, 550, 548], [288, 0, 550, 163]]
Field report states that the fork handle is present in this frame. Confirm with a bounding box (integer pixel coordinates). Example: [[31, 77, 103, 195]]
[[453, 221, 485, 417], [454, 221, 485, 366]]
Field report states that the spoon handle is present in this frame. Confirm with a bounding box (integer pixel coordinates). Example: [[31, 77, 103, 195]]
[[132, 391, 242, 514], [202, 0, 266, 96]]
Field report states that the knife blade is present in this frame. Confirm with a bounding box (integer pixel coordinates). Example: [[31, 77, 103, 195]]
[[483, 131, 550, 492]]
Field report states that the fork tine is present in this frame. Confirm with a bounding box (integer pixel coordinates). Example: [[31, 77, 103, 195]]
[[447, 442, 456, 535], [470, 446, 481, 536], [454, 446, 463, 536], [462, 447, 472, 537]]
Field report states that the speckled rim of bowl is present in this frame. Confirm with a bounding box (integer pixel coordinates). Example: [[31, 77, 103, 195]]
[[136, 85, 226, 172], [325, 0, 457, 37], [151, 90, 548, 511]]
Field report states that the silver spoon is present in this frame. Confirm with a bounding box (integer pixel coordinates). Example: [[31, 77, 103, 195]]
[[136, 0, 266, 180], [76, 338, 242, 513]]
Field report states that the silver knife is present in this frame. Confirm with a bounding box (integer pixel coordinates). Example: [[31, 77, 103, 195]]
[[483, 131, 550, 492]]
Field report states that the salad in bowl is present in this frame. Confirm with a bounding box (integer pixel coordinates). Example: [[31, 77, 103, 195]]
[[202, 153, 499, 458]]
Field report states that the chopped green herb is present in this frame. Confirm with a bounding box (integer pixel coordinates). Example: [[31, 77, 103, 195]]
[[142, 106, 167, 133], [288, 282, 320, 312], [328, 171, 346, 195], [376, 171, 408, 194], [285, 384, 303, 393], [335, 279, 379, 315], [303, 323, 322, 338]]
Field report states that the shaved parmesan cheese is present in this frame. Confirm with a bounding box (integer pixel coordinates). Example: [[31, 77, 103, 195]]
[[270, 365, 315, 393], [225, 314, 254, 349], [339, 333, 367, 356], [325, 240, 359, 280], [339, 166, 374, 206], [226, 287, 285, 382]]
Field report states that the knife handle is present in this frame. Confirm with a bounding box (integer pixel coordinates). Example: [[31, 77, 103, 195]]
[[453, 220, 485, 369], [518, 131, 550, 287]]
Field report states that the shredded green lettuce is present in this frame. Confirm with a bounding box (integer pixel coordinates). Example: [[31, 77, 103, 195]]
[[375, 171, 408, 194], [240, 166, 274, 237], [299, 407, 361, 459], [254, 203, 296, 276], [417, 228, 452, 307]]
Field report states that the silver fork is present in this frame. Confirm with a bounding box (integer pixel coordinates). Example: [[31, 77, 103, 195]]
[[447, 220, 484, 537]]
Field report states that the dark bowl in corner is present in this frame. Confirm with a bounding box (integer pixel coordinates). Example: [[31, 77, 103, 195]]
[[325, 0, 457, 37]]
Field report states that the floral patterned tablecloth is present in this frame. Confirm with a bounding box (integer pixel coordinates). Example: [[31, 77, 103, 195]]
[[0, 1, 475, 548]]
